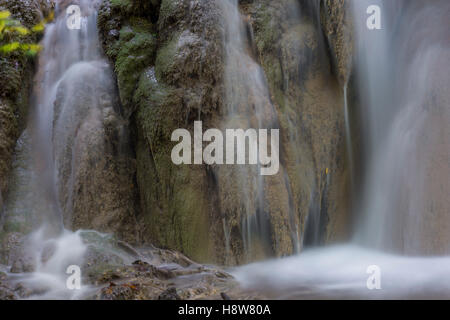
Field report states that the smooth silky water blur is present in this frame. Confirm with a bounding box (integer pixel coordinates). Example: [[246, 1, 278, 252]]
[[1, 0, 449, 299], [233, 0, 450, 299], [1, 0, 117, 299]]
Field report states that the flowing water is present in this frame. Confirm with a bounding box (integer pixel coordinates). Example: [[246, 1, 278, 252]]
[[219, 0, 299, 261], [1, 0, 119, 299], [6, 229, 90, 299], [353, 0, 450, 254], [1, 0, 449, 300], [233, 0, 450, 298], [233, 245, 450, 299]]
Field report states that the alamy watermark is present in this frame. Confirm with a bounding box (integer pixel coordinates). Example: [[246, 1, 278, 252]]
[[367, 5, 382, 30], [171, 121, 279, 176], [66, 265, 81, 290], [366, 265, 382, 290], [66, 5, 82, 30]]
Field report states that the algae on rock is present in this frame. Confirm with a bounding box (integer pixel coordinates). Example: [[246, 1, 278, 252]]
[[97, 0, 354, 264]]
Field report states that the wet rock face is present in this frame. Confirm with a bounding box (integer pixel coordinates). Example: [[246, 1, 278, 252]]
[[242, 0, 351, 246], [0, 0, 52, 27], [236, 0, 352, 249], [0, 101, 18, 204], [320, 0, 353, 85], [0, 0, 52, 212], [0, 0, 353, 272], [98, 0, 352, 264], [52, 61, 139, 244], [99, 0, 226, 263]]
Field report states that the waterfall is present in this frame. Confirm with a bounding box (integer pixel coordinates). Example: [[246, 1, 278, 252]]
[[0, 0, 448, 300], [343, 84, 353, 189], [233, 0, 450, 298], [219, 0, 274, 260], [1, 0, 123, 298], [30, 0, 105, 235], [352, 0, 450, 254], [218, 0, 298, 261]]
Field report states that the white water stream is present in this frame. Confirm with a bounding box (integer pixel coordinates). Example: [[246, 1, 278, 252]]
[[233, 0, 450, 299], [1, 0, 448, 300]]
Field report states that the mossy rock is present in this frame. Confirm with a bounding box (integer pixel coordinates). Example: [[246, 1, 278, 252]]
[[154, 32, 179, 83], [253, 4, 280, 54], [0, 58, 23, 98], [158, 0, 184, 30], [109, 19, 157, 111], [133, 63, 214, 262]]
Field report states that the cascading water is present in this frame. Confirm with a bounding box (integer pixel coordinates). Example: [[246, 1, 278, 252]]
[[32, 0, 106, 234], [0, 0, 126, 299], [218, 0, 299, 261], [343, 84, 353, 189], [353, 0, 450, 254], [0, 0, 448, 300], [219, 0, 274, 261], [233, 0, 450, 298]]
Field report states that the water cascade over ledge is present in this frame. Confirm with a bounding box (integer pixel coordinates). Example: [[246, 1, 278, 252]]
[[233, 0, 450, 299], [0, 0, 448, 300], [1, 0, 133, 298]]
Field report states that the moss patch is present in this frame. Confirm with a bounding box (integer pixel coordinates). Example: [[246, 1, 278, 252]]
[[154, 32, 179, 82], [110, 19, 157, 109]]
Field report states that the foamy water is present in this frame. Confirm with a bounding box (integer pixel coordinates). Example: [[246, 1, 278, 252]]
[[233, 245, 450, 299], [6, 229, 91, 299]]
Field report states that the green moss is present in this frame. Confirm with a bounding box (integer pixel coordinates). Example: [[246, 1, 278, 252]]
[[135, 70, 178, 141], [99, 1, 159, 110], [0, 100, 18, 195], [128, 16, 154, 34], [98, 0, 216, 263], [172, 177, 210, 261], [0, 7, 39, 200], [134, 65, 213, 262], [110, 0, 134, 15], [112, 19, 157, 108], [154, 33, 179, 82], [109, 0, 160, 19], [135, 135, 211, 262], [0, 57, 22, 97], [158, 0, 178, 28]]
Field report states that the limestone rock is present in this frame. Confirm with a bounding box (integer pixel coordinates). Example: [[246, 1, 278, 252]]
[[98, 0, 352, 264]]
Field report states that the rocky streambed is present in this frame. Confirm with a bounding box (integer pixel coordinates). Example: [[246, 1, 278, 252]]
[[0, 230, 263, 300]]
